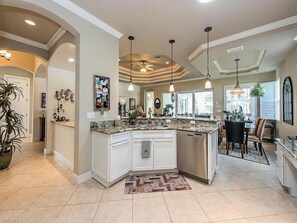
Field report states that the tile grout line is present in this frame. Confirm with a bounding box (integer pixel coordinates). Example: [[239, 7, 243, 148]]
[[191, 190, 212, 223], [162, 192, 173, 223], [91, 184, 105, 223]]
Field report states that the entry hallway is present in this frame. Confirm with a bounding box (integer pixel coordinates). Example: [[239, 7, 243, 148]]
[[0, 140, 297, 223]]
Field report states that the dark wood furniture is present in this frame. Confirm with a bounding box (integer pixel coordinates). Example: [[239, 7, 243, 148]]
[[225, 120, 245, 159], [39, 117, 45, 141]]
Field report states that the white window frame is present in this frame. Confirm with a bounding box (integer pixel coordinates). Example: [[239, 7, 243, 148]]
[[224, 83, 257, 120]]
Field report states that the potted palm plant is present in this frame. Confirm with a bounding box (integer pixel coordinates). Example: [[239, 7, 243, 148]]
[[0, 79, 25, 170]]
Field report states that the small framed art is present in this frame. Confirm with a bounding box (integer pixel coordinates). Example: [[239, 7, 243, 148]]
[[94, 75, 110, 111]]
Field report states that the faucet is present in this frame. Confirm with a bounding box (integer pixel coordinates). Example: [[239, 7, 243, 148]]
[[148, 107, 152, 120]]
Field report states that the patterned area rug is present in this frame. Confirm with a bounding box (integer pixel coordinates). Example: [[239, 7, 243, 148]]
[[218, 139, 270, 165], [124, 173, 191, 194]]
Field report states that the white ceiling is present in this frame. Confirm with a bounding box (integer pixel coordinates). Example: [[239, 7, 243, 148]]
[[1, 0, 297, 83], [70, 0, 297, 82]]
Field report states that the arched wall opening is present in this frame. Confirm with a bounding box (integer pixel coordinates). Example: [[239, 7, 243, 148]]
[[47, 43, 76, 171]]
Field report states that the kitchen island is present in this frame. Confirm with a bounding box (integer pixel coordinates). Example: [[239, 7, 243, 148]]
[[91, 119, 219, 187]]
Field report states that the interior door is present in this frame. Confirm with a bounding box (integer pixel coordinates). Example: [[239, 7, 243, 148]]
[[4, 75, 29, 136]]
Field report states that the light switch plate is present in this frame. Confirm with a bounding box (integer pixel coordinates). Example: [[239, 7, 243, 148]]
[[87, 112, 95, 119]]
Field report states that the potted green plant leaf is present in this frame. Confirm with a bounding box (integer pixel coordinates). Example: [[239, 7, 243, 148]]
[[0, 79, 25, 170], [250, 85, 265, 97], [163, 104, 174, 115], [128, 111, 140, 125]]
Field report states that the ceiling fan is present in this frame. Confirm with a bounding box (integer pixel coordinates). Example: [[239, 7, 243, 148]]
[[133, 60, 154, 72]]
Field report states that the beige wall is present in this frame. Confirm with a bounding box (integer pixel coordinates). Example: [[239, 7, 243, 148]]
[[119, 81, 141, 111], [140, 72, 276, 117], [277, 46, 297, 138]]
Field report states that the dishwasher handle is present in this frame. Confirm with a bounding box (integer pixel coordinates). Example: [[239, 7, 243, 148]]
[[187, 134, 194, 137]]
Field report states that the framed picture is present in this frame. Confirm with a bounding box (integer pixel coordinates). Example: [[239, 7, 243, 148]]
[[129, 98, 136, 110], [41, 93, 46, 108], [94, 75, 110, 111]]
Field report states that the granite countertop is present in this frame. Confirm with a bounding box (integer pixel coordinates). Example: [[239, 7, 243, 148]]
[[52, 120, 75, 128], [276, 138, 297, 159], [91, 124, 218, 135], [121, 116, 221, 122]]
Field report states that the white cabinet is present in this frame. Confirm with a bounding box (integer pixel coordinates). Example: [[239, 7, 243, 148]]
[[92, 131, 131, 187], [154, 138, 176, 170], [132, 139, 154, 171], [131, 130, 176, 171], [110, 140, 131, 182]]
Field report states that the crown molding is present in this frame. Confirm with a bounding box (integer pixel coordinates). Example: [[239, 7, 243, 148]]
[[188, 15, 297, 61], [0, 30, 48, 50], [47, 27, 67, 49], [52, 0, 123, 39], [213, 50, 266, 75]]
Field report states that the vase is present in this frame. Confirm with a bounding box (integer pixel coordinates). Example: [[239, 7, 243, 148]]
[[0, 150, 12, 170]]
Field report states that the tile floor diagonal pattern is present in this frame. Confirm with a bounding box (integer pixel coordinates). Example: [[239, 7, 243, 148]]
[[0, 140, 297, 223]]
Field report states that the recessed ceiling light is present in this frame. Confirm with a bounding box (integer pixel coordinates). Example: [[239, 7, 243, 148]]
[[165, 61, 170, 64], [198, 0, 213, 3], [227, 45, 244, 54], [68, 58, 75, 62], [24, 19, 36, 26]]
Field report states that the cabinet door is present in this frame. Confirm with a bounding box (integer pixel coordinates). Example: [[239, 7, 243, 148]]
[[132, 139, 154, 171], [110, 140, 131, 182], [154, 138, 176, 170]]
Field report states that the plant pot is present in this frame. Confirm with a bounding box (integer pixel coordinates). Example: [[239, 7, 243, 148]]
[[0, 150, 12, 170]]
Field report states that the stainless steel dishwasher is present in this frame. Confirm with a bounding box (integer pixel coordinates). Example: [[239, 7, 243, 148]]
[[177, 131, 208, 183]]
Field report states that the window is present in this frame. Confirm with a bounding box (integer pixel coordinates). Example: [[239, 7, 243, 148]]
[[145, 90, 154, 113], [177, 92, 193, 116], [162, 93, 175, 115], [224, 83, 256, 120], [176, 90, 213, 117], [194, 91, 213, 117], [260, 81, 279, 120]]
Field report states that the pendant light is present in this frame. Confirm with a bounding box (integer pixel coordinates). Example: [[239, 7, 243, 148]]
[[169, 39, 175, 92], [204, 26, 212, 89], [231, 59, 245, 95], [128, 36, 134, 91]]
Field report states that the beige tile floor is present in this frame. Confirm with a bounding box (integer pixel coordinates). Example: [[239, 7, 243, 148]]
[[0, 140, 297, 223]]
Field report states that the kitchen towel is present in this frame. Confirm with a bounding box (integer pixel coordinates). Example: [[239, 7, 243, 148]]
[[142, 141, 151, 158]]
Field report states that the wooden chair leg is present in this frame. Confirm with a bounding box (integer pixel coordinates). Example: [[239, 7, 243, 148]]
[[226, 142, 229, 155], [258, 142, 263, 156], [241, 143, 245, 159], [253, 142, 258, 150]]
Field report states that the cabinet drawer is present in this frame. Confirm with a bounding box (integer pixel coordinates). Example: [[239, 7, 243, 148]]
[[111, 132, 130, 144], [133, 130, 174, 139]]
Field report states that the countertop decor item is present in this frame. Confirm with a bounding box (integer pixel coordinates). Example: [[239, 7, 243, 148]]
[[204, 26, 212, 89], [0, 78, 25, 170]]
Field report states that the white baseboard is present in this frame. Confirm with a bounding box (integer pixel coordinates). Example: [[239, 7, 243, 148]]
[[76, 171, 92, 184], [44, 147, 52, 155], [53, 151, 74, 171]]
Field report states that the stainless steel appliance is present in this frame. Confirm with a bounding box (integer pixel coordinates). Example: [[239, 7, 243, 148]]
[[177, 131, 208, 183]]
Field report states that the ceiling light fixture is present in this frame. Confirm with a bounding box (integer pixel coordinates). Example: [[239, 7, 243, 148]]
[[25, 19, 36, 26], [204, 26, 212, 89], [128, 36, 135, 91], [227, 45, 244, 54], [198, 0, 213, 3], [165, 61, 170, 64], [169, 39, 175, 92], [231, 59, 245, 95], [140, 67, 146, 72], [0, 50, 12, 60], [68, 58, 75, 62]]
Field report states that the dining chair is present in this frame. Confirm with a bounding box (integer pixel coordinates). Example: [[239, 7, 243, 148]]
[[248, 117, 262, 150], [225, 120, 245, 159], [248, 119, 267, 156]]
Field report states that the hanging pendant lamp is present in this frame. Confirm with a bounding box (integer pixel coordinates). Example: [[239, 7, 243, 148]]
[[231, 59, 245, 95], [128, 36, 134, 91], [204, 27, 212, 89], [169, 39, 175, 92]]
